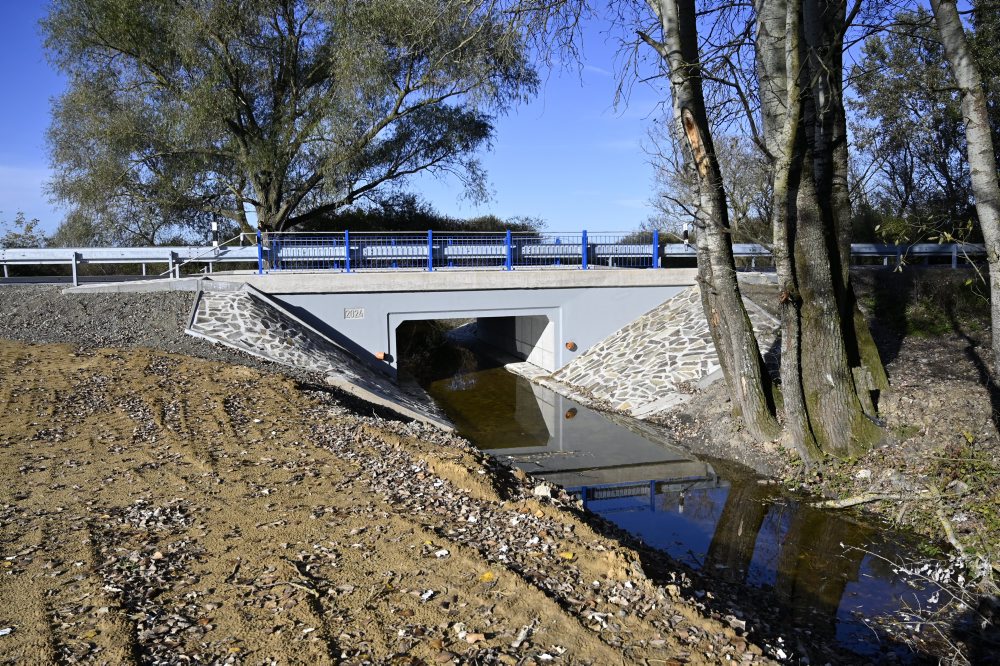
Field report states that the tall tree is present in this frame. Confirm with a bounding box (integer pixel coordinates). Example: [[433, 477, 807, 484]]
[[931, 0, 1000, 378], [633, 0, 887, 459], [44, 0, 538, 237], [756, 0, 887, 459], [638, 0, 782, 442]]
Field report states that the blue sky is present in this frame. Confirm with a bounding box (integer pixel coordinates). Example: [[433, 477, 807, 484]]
[[0, 3, 663, 235]]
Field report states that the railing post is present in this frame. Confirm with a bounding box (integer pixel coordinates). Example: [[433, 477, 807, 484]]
[[505, 230, 512, 271], [256, 230, 264, 275], [581, 229, 588, 270], [652, 229, 660, 268], [427, 230, 434, 272], [952, 244, 958, 269], [71, 252, 79, 286], [344, 230, 351, 273], [2, 264, 8, 278]]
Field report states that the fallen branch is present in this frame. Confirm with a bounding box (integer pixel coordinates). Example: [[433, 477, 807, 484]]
[[811, 492, 908, 508], [926, 485, 967, 555], [812, 488, 965, 509]]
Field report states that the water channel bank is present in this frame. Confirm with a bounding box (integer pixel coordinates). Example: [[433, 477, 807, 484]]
[[400, 322, 993, 663], [2, 282, 996, 662]]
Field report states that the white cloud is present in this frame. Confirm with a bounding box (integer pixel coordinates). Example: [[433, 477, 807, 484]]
[[583, 64, 613, 78]]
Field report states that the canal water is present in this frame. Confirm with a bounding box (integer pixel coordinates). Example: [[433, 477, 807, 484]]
[[401, 323, 955, 662]]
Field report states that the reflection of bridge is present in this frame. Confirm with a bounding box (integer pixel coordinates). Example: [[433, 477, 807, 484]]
[[479, 378, 716, 487]]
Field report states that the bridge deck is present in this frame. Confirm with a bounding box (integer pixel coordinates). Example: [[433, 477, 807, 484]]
[[217, 267, 699, 294]]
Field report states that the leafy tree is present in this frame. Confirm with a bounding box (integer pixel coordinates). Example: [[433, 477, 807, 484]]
[[850, 10, 972, 236], [0, 212, 49, 249], [43, 0, 538, 236], [296, 192, 543, 232]]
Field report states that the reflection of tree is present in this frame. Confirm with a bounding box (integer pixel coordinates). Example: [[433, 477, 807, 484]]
[[774, 506, 873, 621], [704, 482, 774, 583]]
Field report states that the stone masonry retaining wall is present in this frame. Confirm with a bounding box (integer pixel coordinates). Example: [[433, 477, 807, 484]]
[[547, 285, 779, 418], [186, 286, 453, 429]]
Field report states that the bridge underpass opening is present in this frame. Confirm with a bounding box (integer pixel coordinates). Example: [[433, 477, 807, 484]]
[[393, 314, 557, 378]]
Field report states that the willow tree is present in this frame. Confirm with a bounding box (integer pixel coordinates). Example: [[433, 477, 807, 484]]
[[44, 0, 538, 237]]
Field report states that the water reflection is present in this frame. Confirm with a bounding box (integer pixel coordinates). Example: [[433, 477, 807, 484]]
[[421, 355, 938, 660]]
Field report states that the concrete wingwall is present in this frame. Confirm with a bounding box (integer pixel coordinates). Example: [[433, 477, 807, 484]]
[[270, 285, 688, 374]]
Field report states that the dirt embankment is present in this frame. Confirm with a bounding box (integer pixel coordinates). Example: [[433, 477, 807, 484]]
[[0, 340, 767, 665]]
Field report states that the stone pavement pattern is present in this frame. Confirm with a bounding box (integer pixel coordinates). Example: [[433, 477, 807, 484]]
[[551, 285, 779, 418], [187, 286, 452, 428]]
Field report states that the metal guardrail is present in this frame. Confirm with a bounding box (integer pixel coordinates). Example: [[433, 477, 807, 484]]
[[1, 233, 986, 285], [0, 244, 260, 285]]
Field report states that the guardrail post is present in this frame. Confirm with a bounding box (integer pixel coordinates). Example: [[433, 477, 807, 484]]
[[344, 230, 351, 273], [2, 264, 8, 278], [71, 252, 80, 286], [505, 230, 512, 271], [952, 244, 958, 269], [652, 229, 660, 268], [170, 251, 180, 278], [256, 230, 264, 274], [427, 230, 434, 272], [896, 246, 902, 269], [581, 229, 588, 270]]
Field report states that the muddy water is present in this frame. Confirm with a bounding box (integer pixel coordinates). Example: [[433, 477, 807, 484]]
[[410, 338, 948, 662]]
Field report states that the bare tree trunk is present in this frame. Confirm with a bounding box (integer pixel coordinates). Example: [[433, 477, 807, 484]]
[[643, 0, 780, 441], [932, 0, 1000, 379], [757, 0, 883, 460]]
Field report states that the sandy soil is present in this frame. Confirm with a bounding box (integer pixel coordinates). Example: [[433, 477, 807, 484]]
[[0, 340, 761, 665]]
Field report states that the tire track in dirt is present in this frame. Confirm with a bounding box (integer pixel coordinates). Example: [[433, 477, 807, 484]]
[[1, 340, 764, 664]]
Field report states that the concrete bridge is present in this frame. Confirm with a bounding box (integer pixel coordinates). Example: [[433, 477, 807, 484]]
[[206, 268, 697, 375]]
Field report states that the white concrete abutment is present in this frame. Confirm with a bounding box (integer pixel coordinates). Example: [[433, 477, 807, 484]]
[[233, 269, 698, 375]]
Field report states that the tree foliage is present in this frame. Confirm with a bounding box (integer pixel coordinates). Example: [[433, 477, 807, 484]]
[[0, 212, 49, 249], [43, 0, 539, 238], [850, 10, 971, 236]]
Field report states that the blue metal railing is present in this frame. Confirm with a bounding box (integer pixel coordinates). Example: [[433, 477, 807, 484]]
[[259, 230, 666, 273], [251, 232, 989, 274]]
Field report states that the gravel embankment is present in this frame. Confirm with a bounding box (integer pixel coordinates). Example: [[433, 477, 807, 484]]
[[0, 285, 299, 375]]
